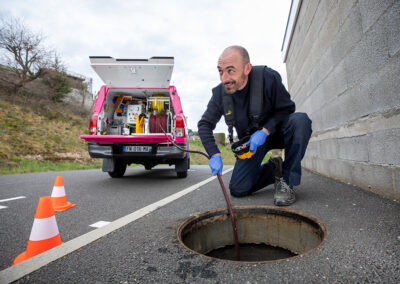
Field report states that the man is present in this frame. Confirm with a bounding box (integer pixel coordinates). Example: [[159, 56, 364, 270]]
[[197, 45, 312, 206]]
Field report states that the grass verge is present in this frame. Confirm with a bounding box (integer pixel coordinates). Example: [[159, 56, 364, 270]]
[[0, 156, 102, 175]]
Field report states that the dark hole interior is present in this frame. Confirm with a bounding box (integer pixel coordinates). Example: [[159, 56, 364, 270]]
[[206, 243, 297, 261]]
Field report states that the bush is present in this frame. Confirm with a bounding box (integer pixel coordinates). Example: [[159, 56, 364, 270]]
[[44, 72, 72, 102]]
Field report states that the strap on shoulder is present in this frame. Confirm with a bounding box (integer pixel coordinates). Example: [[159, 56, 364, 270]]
[[248, 65, 265, 128], [214, 84, 235, 144]]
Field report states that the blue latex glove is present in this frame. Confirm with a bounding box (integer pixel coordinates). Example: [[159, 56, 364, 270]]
[[209, 154, 223, 176], [249, 129, 269, 153]]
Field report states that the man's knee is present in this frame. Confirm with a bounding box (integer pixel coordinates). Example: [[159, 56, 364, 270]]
[[286, 112, 312, 139], [291, 112, 311, 130], [229, 180, 252, 197]]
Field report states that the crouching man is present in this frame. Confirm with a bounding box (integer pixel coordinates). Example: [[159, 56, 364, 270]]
[[197, 45, 312, 206]]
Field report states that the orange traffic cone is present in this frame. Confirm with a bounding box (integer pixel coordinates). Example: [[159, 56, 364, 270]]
[[13, 196, 63, 265], [51, 176, 76, 212]]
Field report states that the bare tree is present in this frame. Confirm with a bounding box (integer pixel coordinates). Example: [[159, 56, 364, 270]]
[[0, 17, 56, 91]]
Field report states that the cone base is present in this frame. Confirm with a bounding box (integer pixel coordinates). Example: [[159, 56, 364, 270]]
[[53, 202, 76, 212], [12, 243, 65, 266], [13, 251, 27, 266]]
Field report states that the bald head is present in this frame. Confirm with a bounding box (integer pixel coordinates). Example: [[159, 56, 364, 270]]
[[217, 45, 252, 94], [220, 45, 250, 66]]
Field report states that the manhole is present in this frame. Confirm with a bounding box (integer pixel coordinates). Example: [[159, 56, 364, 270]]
[[177, 206, 328, 263]]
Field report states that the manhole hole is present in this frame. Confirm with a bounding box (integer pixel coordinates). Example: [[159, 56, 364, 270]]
[[177, 206, 328, 263]]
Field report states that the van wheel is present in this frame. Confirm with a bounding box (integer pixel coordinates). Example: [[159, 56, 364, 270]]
[[177, 171, 187, 178], [108, 161, 127, 178], [175, 156, 189, 178]]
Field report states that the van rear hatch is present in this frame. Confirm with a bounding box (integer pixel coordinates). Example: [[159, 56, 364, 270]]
[[89, 56, 173, 91]]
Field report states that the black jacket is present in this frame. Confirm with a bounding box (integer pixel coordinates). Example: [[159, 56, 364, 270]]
[[197, 67, 295, 157]]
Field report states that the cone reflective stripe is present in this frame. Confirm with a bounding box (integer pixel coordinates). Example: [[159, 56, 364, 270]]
[[51, 176, 76, 212], [29, 216, 59, 241], [13, 197, 63, 265], [51, 186, 66, 197]]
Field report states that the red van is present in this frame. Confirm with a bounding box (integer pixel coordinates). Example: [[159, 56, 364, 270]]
[[80, 56, 190, 178]]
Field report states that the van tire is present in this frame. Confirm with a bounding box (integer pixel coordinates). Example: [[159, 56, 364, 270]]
[[175, 156, 189, 178], [177, 171, 187, 178], [108, 161, 127, 178]]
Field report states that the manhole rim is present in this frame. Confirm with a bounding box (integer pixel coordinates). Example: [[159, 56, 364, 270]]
[[177, 205, 328, 264]]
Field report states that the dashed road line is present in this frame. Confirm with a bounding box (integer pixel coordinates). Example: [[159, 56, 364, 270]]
[[89, 221, 111, 228], [0, 205, 8, 210], [0, 196, 26, 203], [0, 167, 233, 283]]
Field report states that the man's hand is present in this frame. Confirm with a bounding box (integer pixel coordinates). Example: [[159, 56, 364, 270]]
[[209, 154, 223, 176], [249, 129, 269, 153]]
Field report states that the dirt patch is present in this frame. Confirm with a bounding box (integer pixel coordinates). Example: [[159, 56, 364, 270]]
[[20, 151, 94, 163]]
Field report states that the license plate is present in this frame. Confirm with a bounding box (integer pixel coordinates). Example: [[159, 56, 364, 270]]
[[123, 146, 152, 153]]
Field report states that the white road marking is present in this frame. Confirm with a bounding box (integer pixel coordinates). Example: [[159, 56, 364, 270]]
[[0, 206, 8, 210], [0, 196, 26, 203], [89, 221, 111, 228], [0, 167, 233, 283]]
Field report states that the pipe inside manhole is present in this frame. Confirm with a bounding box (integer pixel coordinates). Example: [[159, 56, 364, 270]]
[[177, 206, 328, 263]]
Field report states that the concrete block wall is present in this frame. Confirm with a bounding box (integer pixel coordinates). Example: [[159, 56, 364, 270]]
[[284, 0, 400, 200]]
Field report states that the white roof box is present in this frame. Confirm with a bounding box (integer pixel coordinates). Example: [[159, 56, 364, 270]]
[[89, 56, 174, 89]]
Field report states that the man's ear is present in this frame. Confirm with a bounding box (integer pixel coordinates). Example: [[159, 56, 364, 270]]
[[245, 63, 252, 76]]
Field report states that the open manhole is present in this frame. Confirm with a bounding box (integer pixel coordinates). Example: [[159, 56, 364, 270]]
[[177, 206, 327, 263]]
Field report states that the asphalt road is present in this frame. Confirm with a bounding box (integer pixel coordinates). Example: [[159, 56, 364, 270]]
[[0, 165, 213, 270], [1, 165, 399, 283]]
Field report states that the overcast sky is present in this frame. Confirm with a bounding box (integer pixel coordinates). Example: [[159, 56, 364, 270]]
[[1, 0, 291, 133]]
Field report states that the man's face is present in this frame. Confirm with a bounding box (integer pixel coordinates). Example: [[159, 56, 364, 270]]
[[217, 50, 251, 94]]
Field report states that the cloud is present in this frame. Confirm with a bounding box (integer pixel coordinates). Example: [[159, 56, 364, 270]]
[[1, 0, 291, 133]]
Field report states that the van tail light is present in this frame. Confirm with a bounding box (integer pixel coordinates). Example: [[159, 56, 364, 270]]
[[89, 114, 98, 135], [175, 116, 185, 137]]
